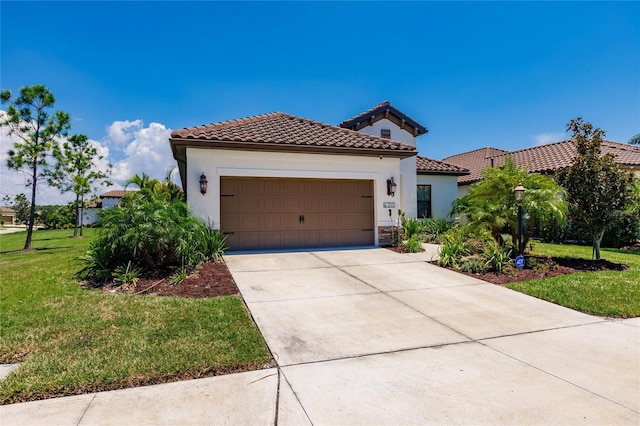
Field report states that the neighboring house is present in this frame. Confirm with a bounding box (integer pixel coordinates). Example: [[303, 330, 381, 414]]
[[1, 207, 16, 225], [80, 190, 137, 226], [444, 140, 640, 197], [170, 101, 468, 251]]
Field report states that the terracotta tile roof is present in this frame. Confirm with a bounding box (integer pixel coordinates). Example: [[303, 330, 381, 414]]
[[100, 190, 137, 198], [442, 147, 510, 184], [338, 101, 428, 136], [170, 112, 417, 157], [444, 140, 640, 185], [416, 156, 469, 175]]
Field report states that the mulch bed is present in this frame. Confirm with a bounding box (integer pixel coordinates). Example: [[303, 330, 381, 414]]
[[102, 262, 239, 298], [456, 256, 628, 285], [384, 246, 630, 285]]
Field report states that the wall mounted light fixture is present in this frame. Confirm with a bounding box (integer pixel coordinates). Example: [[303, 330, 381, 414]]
[[199, 173, 208, 195], [387, 177, 397, 197]]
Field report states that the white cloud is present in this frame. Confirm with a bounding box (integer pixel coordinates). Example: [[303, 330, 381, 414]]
[[1, 111, 176, 205], [108, 121, 174, 184], [106, 119, 143, 145], [534, 132, 565, 146]]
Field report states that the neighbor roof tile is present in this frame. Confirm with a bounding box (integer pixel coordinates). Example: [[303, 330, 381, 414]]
[[444, 140, 640, 185]]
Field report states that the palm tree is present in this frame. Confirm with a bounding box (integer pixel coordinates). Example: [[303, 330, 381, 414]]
[[451, 156, 567, 253], [125, 171, 183, 202]]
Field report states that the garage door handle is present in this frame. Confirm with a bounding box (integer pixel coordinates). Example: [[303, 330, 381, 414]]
[[299, 214, 305, 224]]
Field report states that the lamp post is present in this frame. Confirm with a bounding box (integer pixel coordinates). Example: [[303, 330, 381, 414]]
[[514, 182, 526, 256]]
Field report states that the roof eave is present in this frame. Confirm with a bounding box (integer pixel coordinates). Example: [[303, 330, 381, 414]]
[[169, 138, 417, 159]]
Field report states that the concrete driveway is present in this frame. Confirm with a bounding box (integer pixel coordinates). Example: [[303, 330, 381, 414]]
[[227, 247, 639, 425]]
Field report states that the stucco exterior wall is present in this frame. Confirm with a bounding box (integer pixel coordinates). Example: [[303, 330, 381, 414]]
[[102, 197, 121, 209], [186, 148, 412, 245], [416, 174, 461, 219], [80, 208, 100, 226], [400, 156, 417, 218], [355, 119, 417, 147]]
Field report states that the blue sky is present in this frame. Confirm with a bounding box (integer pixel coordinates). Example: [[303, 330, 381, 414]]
[[1, 1, 639, 204]]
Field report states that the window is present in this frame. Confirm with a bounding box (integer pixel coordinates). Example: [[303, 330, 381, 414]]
[[380, 128, 391, 139], [417, 185, 432, 218]]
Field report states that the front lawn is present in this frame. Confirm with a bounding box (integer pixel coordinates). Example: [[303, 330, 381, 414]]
[[507, 242, 640, 318], [0, 229, 272, 404]]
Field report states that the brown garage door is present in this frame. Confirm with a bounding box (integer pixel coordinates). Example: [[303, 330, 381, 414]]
[[220, 177, 374, 250]]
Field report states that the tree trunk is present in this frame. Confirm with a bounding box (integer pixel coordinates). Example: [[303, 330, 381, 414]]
[[73, 194, 80, 237], [24, 163, 37, 250], [592, 229, 605, 260], [79, 197, 84, 237]]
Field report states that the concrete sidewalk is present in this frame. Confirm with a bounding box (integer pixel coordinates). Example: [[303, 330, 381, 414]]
[[2, 247, 638, 425]]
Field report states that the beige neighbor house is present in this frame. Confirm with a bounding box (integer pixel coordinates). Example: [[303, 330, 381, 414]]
[[444, 140, 640, 198], [170, 101, 468, 251], [1, 207, 17, 225]]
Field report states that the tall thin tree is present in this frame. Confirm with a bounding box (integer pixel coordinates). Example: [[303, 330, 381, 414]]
[[1, 85, 71, 249], [48, 134, 112, 236]]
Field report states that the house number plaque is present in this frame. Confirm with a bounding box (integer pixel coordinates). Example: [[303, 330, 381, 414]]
[[383, 202, 396, 208]]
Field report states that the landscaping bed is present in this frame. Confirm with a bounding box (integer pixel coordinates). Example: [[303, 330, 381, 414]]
[[102, 262, 239, 298], [453, 256, 628, 285]]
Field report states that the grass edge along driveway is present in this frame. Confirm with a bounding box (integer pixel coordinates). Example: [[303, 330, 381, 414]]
[[507, 242, 640, 318], [0, 229, 272, 404]]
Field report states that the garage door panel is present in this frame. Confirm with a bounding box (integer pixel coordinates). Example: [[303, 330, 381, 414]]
[[221, 177, 374, 250]]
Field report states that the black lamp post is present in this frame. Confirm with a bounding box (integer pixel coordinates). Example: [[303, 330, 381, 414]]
[[514, 182, 526, 255]]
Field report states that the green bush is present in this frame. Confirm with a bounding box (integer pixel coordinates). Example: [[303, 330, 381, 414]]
[[459, 255, 487, 274], [538, 212, 639, 248], [438, 227, 472, 268], [481, 240, 512, 273], [78, 196, 227, 283], [401, 217, 421, 239], [439, 226, 512, 273], [420, 217, 453, 243], [401, 235, 424, 253]]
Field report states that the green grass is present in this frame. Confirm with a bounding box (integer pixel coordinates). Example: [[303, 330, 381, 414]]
[[0, 229, 271, 404], [507, 242, 640, 318]]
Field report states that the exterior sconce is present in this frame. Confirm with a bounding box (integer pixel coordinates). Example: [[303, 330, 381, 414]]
[[387, 177, 397, 197], [199, 173, 208, 195]]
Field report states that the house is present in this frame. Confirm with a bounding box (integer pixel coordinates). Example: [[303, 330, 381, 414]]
[[80, 190, 137, 226], [444, 140, 640, 197], [1, 207, 16, 225], [170, 102, 468, 251]]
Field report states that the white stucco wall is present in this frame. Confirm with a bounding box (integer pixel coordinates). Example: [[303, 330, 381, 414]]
[[400, 156, 417, 218], [416, 174, 461, 219], [101, 197, 121, 209], [185, 148, 412, 244], [457, 184, 471, 199], [355, 119, 417, 147], [80, 208, 100, 225]]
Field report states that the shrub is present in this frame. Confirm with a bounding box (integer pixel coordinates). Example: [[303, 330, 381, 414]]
[[421, 217, 453, 243], [481, 240, 512, 273], [78, 196, 227, 283], [401, 216, 422, 240], [459, 255, 487, 274], [112, 262, 141, 288], [401, 235, 424, 253], [438, 227, 472, 268]]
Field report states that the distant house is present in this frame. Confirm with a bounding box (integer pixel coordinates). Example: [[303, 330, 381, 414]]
[[170, 101, 468, 251], [80, 190, 137, 226], [443, 140, 640, 197], [1, 207, 16, 225]]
